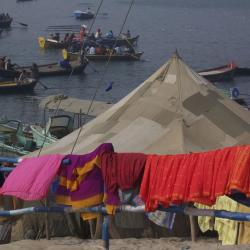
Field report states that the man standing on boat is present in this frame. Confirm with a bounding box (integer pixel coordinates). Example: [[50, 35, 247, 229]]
[[31, 63, 39, 80]]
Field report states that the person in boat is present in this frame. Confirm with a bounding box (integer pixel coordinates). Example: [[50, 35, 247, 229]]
[[4, 59, 16, 70], [30, 63, 39, 80], [5, 13, 10, 20], [89, 32, 96, 42], [114, 46, 122, 55], [17, 70, 27, 84], [95, 28, 102, 39], [64, 33, 69, 43], [79, 25, 87, 42], [68, 33, 75, 44], [89, 46, 96, 55], [60, 58, 71, 69], [106, 30, 114, 38], [0, 57, 5, 69], [53, 33, 60, 42], [125, 30, 131, 38]]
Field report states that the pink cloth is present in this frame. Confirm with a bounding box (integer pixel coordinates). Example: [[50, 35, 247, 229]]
[[0, 155, 64, 200]]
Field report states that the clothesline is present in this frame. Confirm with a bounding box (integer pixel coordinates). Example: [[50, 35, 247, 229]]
[[0, 204, 250, 222]]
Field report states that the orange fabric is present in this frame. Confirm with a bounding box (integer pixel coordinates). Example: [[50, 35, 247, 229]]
[[140, 145, 250, 212]]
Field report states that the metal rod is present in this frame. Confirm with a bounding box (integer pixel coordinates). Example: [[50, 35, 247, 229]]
[[0, 205, 250, 222], [102, 215, 109, 250]]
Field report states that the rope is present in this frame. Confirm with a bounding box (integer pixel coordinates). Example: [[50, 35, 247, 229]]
[[70, 0, 136, 154]]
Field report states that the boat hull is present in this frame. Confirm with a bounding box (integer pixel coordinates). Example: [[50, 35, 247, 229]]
[[67, 51, 143, 61], [74, 11, 94, 20], [0, 19, 12, 29], [0, 61, 88, 78], [30, 125, 57, 147], [38, 37, 66, 49], [0, 78, 37, 94], [198, 64, 236, 82]]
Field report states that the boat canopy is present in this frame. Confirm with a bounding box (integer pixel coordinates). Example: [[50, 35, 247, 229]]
[[39, 94, 113, 117]]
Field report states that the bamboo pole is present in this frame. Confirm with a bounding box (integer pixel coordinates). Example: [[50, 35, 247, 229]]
[[44, 198, 50, 240]]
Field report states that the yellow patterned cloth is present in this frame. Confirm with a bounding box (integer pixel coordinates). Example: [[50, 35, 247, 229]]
[[195, 196, 238, 245], [238, 204, 250, 244]]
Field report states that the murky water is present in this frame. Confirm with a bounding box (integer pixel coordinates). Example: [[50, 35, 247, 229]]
[[0, 0, 250, 123]]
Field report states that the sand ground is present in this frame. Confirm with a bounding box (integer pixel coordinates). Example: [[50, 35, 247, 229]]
[[0, 237, 250, 250]]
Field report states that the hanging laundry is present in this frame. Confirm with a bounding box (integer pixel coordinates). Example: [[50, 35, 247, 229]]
[[101, 152, 147, 206], [140, 145, 250, 212], [133, 195, 176, 229], [195, 196, 239, 245], [0, 155, 64, 200], [56, 143, 117, 220]]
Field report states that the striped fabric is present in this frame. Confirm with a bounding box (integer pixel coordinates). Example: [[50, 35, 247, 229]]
[[56, 143, 118, 220]]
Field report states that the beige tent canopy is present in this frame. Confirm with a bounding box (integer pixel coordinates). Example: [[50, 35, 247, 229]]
[[40, 94, 113, 117], [37, 51, 250, 156]]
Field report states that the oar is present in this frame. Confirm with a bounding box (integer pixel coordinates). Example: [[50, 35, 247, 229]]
[[14, 21, 28, 27], [37, 80, 48, 90]]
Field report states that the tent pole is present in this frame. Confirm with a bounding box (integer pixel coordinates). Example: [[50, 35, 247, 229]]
[[102, 215, 109, 250]]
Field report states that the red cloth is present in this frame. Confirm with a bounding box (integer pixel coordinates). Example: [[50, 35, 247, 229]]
[[140, 145, 250, 211], [101, 152, 147, 204]]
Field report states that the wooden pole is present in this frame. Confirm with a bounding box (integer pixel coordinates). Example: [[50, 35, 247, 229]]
[[189, 215, 196, 242], [45, 198, 50, 240]]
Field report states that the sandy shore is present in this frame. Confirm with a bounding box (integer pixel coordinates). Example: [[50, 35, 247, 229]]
[[0, 237, 250, 250]]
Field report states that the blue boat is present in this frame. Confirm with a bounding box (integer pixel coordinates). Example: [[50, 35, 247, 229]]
[[73, 10, 94, 20]]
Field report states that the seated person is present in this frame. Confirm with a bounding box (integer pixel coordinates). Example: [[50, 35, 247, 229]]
[[114, 46, 122, 55], [105, 30, 114, 38], [126, 30, 131, 38], [53, 33, 60, 41], [89, 46, 96, 55], [17, 70, 27, 83], [59, 58, 71, 69], [95, 28, 102, 39]]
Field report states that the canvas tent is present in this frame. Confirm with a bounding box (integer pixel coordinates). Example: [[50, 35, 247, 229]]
[[27, 51, 250, 238], [36, 51, 250, 156]]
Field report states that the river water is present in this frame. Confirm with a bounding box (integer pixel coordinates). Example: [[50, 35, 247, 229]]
[[0, 0, 250, 123]]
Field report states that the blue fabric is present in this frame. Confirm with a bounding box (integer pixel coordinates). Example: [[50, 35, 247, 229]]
[[105, 82, 114, 92]]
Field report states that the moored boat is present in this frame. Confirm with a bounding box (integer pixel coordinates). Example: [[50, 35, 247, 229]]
[[30, 115, 74, 147], [0, 77, 37, 93], [0, 59, 88, 78], [0, 119, 37, 157], [73, 10, 94, 20], [65, 50, 143, 62], [38, 35, 139, 50], [38, 37, 66, 49], [198, 62, 237, 82]]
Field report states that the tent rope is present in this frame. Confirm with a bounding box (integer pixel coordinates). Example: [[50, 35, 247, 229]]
[[70, 0, 136, 154]]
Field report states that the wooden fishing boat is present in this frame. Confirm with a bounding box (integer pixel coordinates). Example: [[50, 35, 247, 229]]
[[198, 62, 237, 82], [73, 10, 94, 20], [65, 50, 143, 62], [0, 18, 12, 29], [0, 60, 88, 78], [0, 77, 37, 93], [30, 115, 74, 147], [38, 35, 139, 50], [38, 37, 66, 49], [0, 119, 37, 157]]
